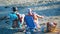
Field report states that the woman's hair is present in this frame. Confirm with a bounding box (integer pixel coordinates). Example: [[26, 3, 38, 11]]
[[12, 7, 18, 11]]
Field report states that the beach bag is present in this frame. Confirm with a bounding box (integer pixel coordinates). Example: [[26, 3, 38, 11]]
[[47, 22, 57, 32]]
